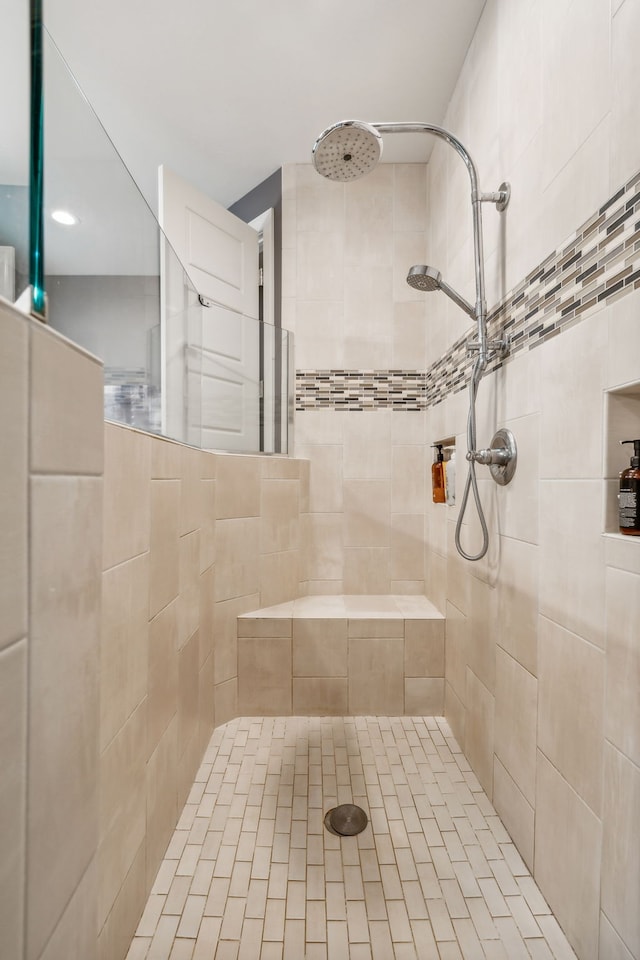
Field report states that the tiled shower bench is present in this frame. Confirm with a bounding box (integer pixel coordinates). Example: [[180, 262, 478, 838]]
[[237, 595, 445, 717]]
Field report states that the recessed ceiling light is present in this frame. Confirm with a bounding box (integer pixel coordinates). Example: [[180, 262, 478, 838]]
[[51, 209, 79, 226]]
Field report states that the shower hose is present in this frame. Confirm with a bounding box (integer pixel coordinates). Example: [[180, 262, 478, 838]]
[[454, 355, 490, 562]]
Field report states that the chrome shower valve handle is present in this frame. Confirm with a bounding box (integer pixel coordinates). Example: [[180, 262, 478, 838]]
[[467, 429, 517, 486]]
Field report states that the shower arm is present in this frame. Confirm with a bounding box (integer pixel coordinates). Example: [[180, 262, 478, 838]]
[[372, 122, 508, 365]]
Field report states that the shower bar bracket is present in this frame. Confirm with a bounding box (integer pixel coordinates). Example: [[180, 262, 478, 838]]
[[467, 336, 510, 359]]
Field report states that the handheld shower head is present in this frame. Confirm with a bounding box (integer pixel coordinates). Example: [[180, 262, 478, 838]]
[[312, 120, 383, 181], [406, 265, 442, 292], [406, 264, 475, 319]]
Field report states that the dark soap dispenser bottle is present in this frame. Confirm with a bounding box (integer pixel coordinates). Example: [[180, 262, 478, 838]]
[[432, 444, 446, 504], [619, 439, 640, 536]]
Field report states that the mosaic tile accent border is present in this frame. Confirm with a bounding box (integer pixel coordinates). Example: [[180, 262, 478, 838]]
[[296, 370, 426, 411], [296, 167, 640, 411]]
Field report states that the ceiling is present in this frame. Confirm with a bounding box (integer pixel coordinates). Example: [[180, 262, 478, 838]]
[[42, 0, 486, 211]]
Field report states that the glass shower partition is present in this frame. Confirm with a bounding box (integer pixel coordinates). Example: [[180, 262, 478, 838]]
[[27, 27, 292, 452]]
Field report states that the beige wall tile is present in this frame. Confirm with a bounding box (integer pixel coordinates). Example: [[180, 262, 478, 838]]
[[297, 231, 345, 302], [295, 163, 344, 233], [295, 444, 343, 514], [178, 714, 203, 810], [199, 480, 216, 574], [348, 636, 404, 715], [605, 566, 640, 767], [149, 479, 181, 619], [238, 637, 292, 715], [295, 300, 345, 369], [391, 514, 425, 582], [496, 536, 538, 676], [103, 424, 151, 571], [343, 547, 390, 594], [30, 324, 103, 475], [446, 521, 470, 616], [444, 602, 467, 706], [344, 268, 392, 369], [404, 678, 444, 715], [97, 844, 146, 960], [293, 619, 347, 677], [292, 678, 348, 716], [178, 631, 200, 761], [606, 287, 640, 390], [198, 653, 215, 755], [40, 858, 97, 960], [425, 551, 447, 617], [147, 600, 179, 758], [494, 647, 537, 805], [151, 436, 182, 479], [345, 165, 393, 267], [304, 514, 344, 582], [538, 616, 604, 815], [260, 479, 300, 554], [344, 480, 390, 548], [539, 480, 606, 648], [392, 580, 426, 595], [262, 457, 302, 481], [445, 682, 466, 749], [216, 455, 262, 519], [343, 413, 392, 480], [28, 476, 101, 960], [599, 914, 636, 960], [493, 758, 534, 873], [467, 575, 496, 695], [0, 639, 26, 960], [199, 564, 215, 669], [394, 164, 428, 232], [238, 615, 292, 638], [215, 678, 238, 728], [213, 593, 260, 685], [464, 669, 494, 798], [601, 744, 640, 958], [348, 617, 403, 639], [496, 413, 539, 545], [215, 518, 260, 602], [200, 449, 217, 481], [98, 700, 147, 929], [534, 751, 601, 960], [539, 315, 606, 481], [178, 530, 200, 648], [100, 554, 149, 751], [294, 410, 344, 447], [0, 307, 27, 650], [392, 445, 426, 515], [146, 718, 178, 890], [180, 445, 202, 536], [404, 619, 444, 678]]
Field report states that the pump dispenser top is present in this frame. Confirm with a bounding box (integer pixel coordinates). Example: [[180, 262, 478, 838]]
[[619, 439, 640, 535], [621, 439, 640, 466]]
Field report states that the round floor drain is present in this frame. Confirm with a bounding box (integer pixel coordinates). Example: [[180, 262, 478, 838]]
[[324, 804, 368, 837]]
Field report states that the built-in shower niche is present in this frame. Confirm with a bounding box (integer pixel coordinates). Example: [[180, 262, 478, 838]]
[[604, 382, 640, 538]]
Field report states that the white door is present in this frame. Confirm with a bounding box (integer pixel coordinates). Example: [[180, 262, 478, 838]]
[[158, 165, 260, 451]]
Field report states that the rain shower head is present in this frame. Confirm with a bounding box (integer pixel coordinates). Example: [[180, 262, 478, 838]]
[[312, 120, 383, 181], [407, 264, 475, 319]]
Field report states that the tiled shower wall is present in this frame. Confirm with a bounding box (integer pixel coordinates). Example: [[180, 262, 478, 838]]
[[98, 426, 309, 959], [285, 2, 640, 959], [0, 301, 104, 960], [0, 299, 310, 960]]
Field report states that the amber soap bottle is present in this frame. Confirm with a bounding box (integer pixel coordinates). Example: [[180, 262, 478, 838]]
[[619, 439, 640, 536], [432, 444, 446, 504]]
